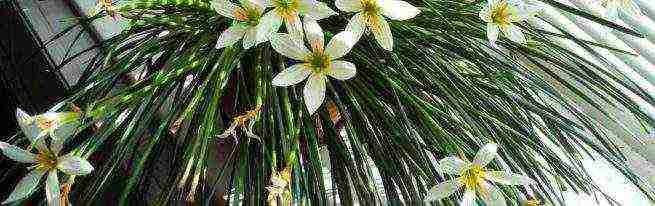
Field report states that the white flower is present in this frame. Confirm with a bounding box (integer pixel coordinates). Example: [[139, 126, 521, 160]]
[[425, 143, 536, 206], [336, 0, 420, 51], [479, 0, 540, 45], [270, 20, 358, 114], [213, 0, 268, 49], [266, 166, 292, 206], [257, 0, 337, 45], [0, 110, 93, 205], [602, 0, 641, 20], [17, 108, 81, 143]]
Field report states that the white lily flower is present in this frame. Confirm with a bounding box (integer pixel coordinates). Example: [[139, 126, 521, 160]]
[[479, 0, 540, 45], [213, 0, 269, 49], [0, 111, 93, 205], [17, 108, 81, 143], [270, 20, 357, 114], [601, 0, 642, 20], [257, 0, 337, 45], [425, 143, 536, 206], [336, 0, 420, 51]]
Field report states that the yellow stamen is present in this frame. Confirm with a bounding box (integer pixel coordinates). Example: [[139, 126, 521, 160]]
[[273, 0, 299, 19], [304, 51, 331, 74], [36, 150, 58, 170], [233, 6, 261, 26], [491, 2, 511, 27], [360, 0, 379, 17], [460, 165, 486, 191]]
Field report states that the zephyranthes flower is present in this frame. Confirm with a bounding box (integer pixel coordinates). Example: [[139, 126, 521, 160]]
[[336, 0, 420, 51], [425, 143, 535, 206], [479, 0, 540, 45], [90, 0, 120, 20], [257, 0, 337, 45], [17, 108, 81, 143], [0, 110, 93, 205], [213, 0, 268, 49], [601, 0, 642, 20], [266, 166, 292, 206], [270, 20, 357, 114]]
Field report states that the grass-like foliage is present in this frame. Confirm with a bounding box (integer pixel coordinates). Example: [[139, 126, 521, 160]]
[[2, 0, 654, 205]]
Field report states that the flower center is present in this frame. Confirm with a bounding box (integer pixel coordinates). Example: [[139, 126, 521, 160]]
[[306, 52, 330, 73], [460, 165, 485, 190], [273, 0, 299, 18], [360, 0, 379, 17], [490, 2, 511, 26], [36, 150, 58, 170], [234, 6, 261, 26]]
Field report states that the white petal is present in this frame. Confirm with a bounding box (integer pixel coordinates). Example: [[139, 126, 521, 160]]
[[272, 64, 312, 86], [16, 108, 38, 141], [246, 0, 267, 10], [473, 143, 498, 167], [52, 118, 80, 142], [216, 24, 248, 49], [487, 23, 500, 45], [336, 0, 362, 12], [285, 14, 305, 45], [45, 171, 61, 206], [256, 11, 283, 43], [2, 169, 46, 204], [501, 24, 526, 43], [303, 74, 327, 114], [624, 1, 642, 16], [325, 31, 357, 59], [479, 3, 491, 22], [460, 189, 477, 206], [379, 0, 420, 20], [243, 26, 259, 49], [304, 19, 324, 51], [270, 33, 311, 60], [57, 156, 94, 175], [297, 0, 316, 12], [605, 3, 619, 20], [485, 171, 536, 185], [481, 181, 507, 206], [424, 179, 463, 201], [212, 0, 239, 19], [346, 13, 367, 41], [0, 141, 36, 163], [438, 156, 470, 174], [371, 15, 393, 51], [327, 60, 356, 80], [304, 2, 338, 20]]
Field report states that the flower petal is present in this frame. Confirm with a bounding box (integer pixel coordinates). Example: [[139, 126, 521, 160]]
[[479, 3, 491, 22], [52, 119, 81, 142], [212, 0, 239, 19], [424, 179, 463, 201], [270, 33, 311, 60], [473, 143, 498, 167], [16, 108, 38, 141], [481, 181, 507, 206], [439, 156, 470, 174], [272, 64, 312, 86], [371, 15, 393, 51], [345, 13, 367, 41], [256, 11, 283, 43], [0, 141, 36, 163], [2, 169, 46, 204], [327, 60, 356, 80], [216, 24, 248, 49], [325, 31, 357, 59], [487, 23, 500, 45], [303, 74, 327, 114], [485, 171, 536, 185], [460, 189, 476, 206], [246, 0, 268, 10], [304, 2, 338, 20], [45, 170, 61, 206], [285, 14, 305, 45], [336, 0, 362, 12], [304, 19, 324, 51], [57, 156, 94, 175], [379, 0, 420, 21], [501, 24, 525, 43], [243, 26, 259, 49], [625, 1, 642, 16]]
